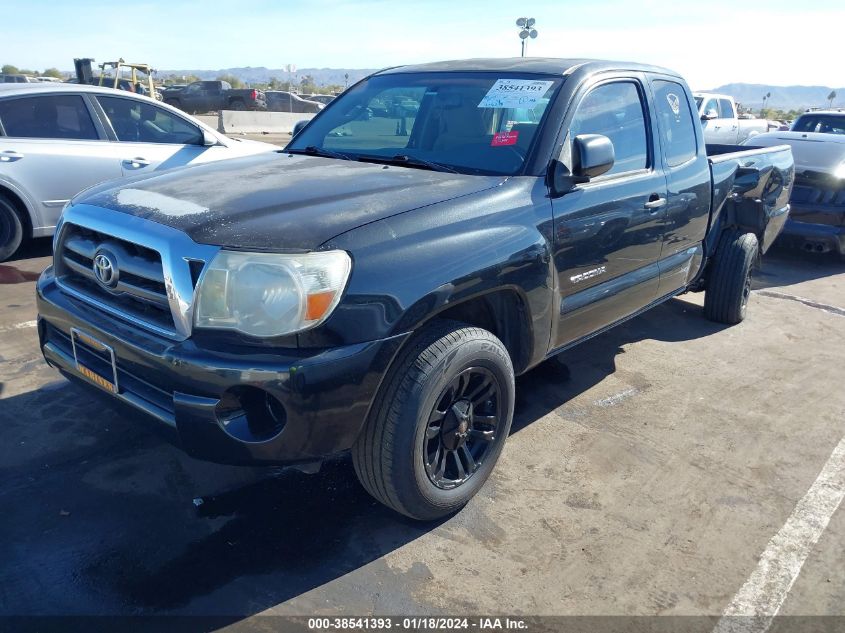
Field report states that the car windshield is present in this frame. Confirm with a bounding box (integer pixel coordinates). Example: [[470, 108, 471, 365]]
[[286, 71, 562, 176], [791, 114, 845, 135]]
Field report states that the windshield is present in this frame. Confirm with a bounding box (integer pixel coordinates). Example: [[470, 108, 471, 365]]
[[791, 114, 845, 135], [286, 71, 562, 176]]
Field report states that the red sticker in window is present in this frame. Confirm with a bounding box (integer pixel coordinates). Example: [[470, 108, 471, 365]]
[[491, 131, 519, 146]]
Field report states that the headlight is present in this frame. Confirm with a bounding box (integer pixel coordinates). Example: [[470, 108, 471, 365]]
[[194, 250, 351, 338]]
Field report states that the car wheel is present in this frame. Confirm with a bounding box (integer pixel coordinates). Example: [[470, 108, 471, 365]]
[[0, 194, 25, 262], [353, 320, 515, 520], [230, 100, 246, 111], [704, 229, 758, 324]]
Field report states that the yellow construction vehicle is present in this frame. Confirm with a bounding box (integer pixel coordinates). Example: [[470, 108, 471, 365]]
[[98, 59, 161, 100]]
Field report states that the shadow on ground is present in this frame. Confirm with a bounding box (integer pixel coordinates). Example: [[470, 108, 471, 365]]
[[0, 293, 733, 619], [752, 245, 843, 292], [7, 237, 52, 262]]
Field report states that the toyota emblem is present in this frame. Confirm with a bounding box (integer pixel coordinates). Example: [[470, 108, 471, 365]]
[[93, 251, 119, 288]]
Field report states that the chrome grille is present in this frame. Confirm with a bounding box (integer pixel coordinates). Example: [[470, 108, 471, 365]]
[[53, 206, 221, 340], [56, 224, 177, 333]]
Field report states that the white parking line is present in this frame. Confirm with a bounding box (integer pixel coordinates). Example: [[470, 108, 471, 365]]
[[594, 387, 638, 408], [0, 320, 37, 333], [713, 436, 845, 633]]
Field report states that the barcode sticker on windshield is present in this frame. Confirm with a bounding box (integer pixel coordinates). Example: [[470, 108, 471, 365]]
[[478, 79, 554, 109]]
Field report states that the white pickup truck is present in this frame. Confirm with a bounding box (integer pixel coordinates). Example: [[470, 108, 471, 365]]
[[694, 92, 768, 144]]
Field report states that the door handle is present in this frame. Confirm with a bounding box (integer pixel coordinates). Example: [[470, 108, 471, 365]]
[[122, 157, 150, 169], [644, 195, 666, 211], [0, 151, 24, 162]]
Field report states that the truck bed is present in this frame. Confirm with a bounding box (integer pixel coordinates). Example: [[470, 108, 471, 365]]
[[704, 143, 794, 254]]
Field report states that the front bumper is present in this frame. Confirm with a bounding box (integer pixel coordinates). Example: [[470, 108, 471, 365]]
[[37, 267, 408, 466]]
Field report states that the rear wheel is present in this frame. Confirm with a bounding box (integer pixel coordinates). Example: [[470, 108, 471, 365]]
[[704, 229, 758, 324], [230, 99, 246, 111], [353, 321, 515, 520], [0, 195, 25, 262]]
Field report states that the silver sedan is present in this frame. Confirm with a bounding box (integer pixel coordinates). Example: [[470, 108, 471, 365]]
[[0, 83, 276, 260]]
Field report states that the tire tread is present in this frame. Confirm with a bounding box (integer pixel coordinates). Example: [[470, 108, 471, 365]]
[[353, 320, 511, 519]]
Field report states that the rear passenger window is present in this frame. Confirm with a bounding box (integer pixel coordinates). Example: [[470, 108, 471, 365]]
[[652, 80, 698, 167], [0, 95, 98, 140], [570, 82, 649, 176]]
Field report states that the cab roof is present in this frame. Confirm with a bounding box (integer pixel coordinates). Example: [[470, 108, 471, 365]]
[[376, 57, 680, 78]]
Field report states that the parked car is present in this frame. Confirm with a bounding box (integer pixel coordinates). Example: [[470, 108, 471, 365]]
[[0, 83, 277, 260], [743, 110, 845, 258], [36, 59, 793, 520], [305, 94, 335, 106], [0, 74, 36, 84], [694, 92, 768, 144], [162, 80, 266, 114], [265, 91, 324, 113]]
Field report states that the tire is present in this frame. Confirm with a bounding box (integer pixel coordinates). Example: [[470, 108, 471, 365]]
[[230, 99, 246, 111], [704, 229, 759, 324], [0, 194, 25, 262], [353, 320, 515, 520]]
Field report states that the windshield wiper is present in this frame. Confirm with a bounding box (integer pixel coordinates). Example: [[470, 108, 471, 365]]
[[357, 153, 459, 174], [288, 146, 352, 161]]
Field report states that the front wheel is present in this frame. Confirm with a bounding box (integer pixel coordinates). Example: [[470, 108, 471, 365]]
[[704, 229, 759, 324], [0, 195, 25, 262], [353, 321, 515, 520]]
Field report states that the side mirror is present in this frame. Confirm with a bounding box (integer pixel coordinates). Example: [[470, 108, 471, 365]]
[[292, 120, 309, 138], [701, 109, 719, 121], [202, 129, 218, 146], [572, 134, 615, 180]]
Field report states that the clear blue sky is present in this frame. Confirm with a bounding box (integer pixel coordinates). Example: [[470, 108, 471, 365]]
[[4, 0, 844, 89]]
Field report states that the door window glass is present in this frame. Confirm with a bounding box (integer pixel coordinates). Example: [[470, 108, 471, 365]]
[[97, 96, 203, 144], [703, 98, 719, 117], [0, 95, 98, 139], [718, 99, 734, 118], [652, 80, 698, 167], [570, 82, 649, 175]]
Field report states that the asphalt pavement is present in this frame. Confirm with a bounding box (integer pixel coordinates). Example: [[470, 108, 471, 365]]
[[0, 242, 843, 626]]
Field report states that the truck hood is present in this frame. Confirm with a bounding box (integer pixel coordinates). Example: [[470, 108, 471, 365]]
[[74, 152, 506, 250], [747, 132, 845, 174]]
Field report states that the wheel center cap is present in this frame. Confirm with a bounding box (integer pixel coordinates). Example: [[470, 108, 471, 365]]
[[443, 400, 472, 449]]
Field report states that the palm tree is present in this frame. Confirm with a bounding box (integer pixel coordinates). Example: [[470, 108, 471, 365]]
[[828, 90, 837, 108]]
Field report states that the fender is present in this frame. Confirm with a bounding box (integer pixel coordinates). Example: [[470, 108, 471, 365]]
[[308, 179, 556, 370]]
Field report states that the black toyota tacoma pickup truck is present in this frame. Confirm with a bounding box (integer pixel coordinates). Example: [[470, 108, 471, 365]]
[[36, 59, 794, 520], [162, 80, 266, 113]]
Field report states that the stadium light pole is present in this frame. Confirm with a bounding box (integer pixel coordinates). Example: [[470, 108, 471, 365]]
[[516, 17, 538, 57]]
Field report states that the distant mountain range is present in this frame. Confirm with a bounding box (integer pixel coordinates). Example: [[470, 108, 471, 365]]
[[702, 83, 844, 111], [155, 67, 843, 110]]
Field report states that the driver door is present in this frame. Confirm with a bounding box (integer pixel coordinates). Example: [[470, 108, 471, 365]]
[[550, 77, 667, 349], [95, 95, 219, 175]]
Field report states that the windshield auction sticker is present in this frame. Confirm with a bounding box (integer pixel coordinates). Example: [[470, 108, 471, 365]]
[[478, 79, 554, 108], [491, 131, 519, 146]]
